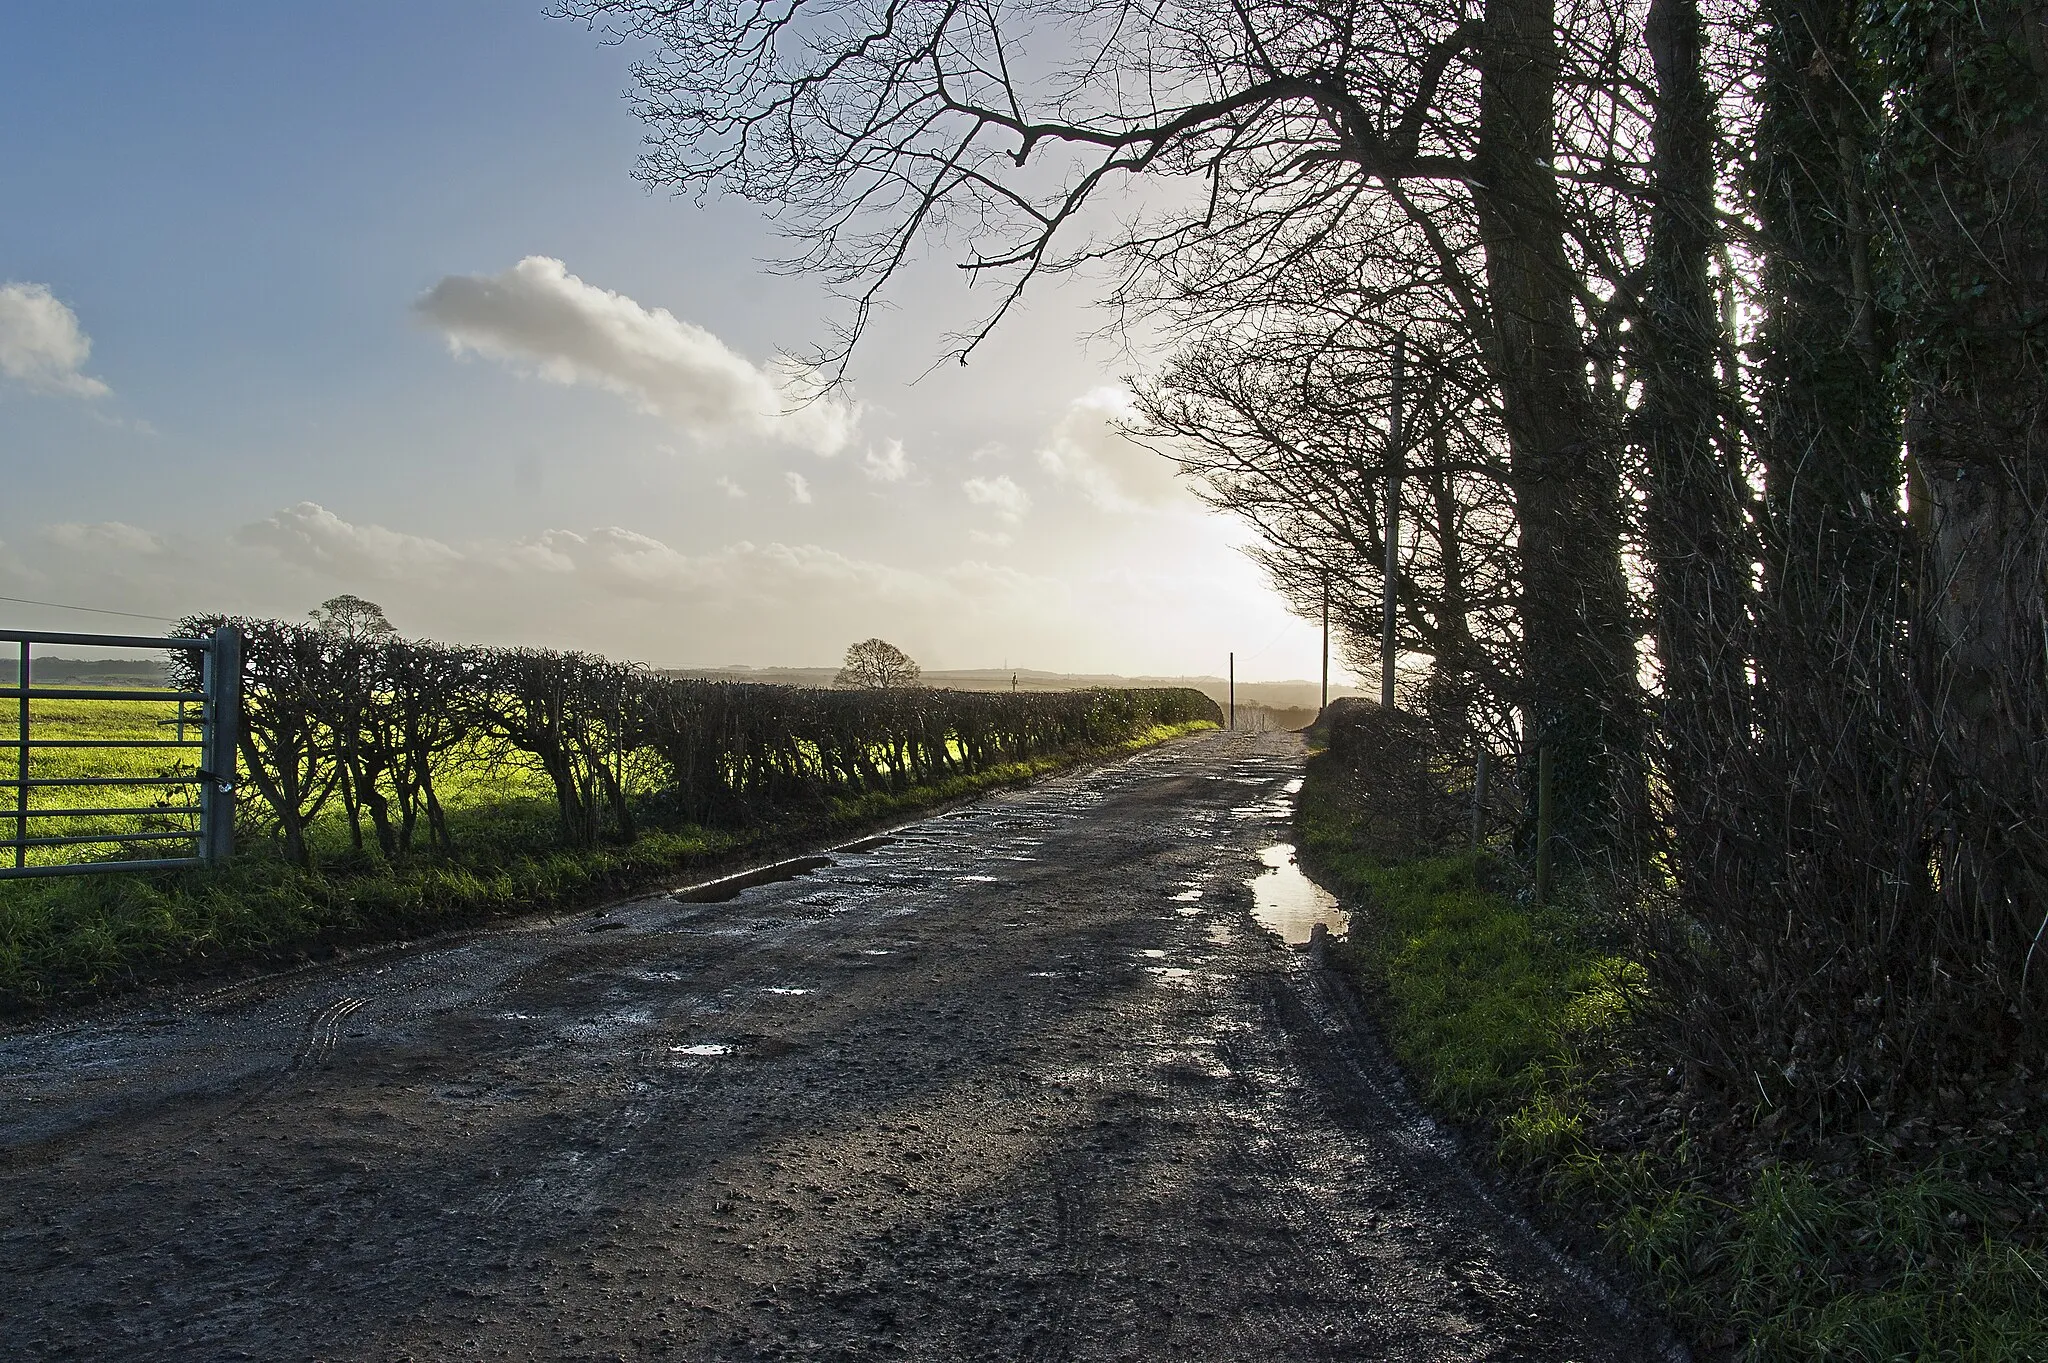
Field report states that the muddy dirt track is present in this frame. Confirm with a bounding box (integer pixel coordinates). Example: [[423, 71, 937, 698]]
[[0, 731, 1667, 1362]]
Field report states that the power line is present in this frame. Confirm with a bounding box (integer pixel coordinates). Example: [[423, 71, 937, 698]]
[[1232, 614, 1300, 666], [0, 594, 178, 623]]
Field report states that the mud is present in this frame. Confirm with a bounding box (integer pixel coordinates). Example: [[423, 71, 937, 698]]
[[0, 731, 1664, 1361]]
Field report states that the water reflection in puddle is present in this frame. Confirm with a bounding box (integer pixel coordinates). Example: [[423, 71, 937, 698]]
[[1169, 888, 1203, 902], [670, 1043, 733, 1057], [762, 986, 812, 996], [1248, 843, 1347, 946]]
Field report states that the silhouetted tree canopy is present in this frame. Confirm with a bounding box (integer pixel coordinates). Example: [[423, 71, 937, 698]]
[[308, 595, 397, 642], [835, 638, 922, 689]]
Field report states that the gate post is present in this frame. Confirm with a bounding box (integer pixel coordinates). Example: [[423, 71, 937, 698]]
[[201, 625, 243, 865]]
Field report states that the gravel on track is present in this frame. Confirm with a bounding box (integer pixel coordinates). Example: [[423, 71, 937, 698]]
[[0, 730, 1665, 1362]]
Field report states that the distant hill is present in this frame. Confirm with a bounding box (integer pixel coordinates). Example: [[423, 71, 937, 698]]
[[1, 656, 172, 687], [655, 666, 1357, 715]]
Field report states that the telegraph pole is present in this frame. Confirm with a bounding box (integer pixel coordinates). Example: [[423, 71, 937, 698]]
[[1380, 333, 1405, 712], [1228, 651, 1235, 731]]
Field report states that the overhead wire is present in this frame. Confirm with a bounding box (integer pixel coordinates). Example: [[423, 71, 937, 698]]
[[0, 594, 179, 623]]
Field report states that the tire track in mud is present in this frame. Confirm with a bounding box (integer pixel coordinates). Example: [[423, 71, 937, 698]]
[[287, 995, 364, 1071]]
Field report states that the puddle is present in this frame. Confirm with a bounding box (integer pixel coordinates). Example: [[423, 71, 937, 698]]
[[1027, 971, 1064, 979], [673, 855, 834, 903], [1283, 777, 1304, 794], [859, 948, 893, 957], [762, 986, 812, 996], [955, 874, 1001, 884], [1139, 949, 1168, 960], [670, 1043, 733, 1057], [1247, 843, 1348, 946], [560, 1010, 655, 1042], [1169, 888, 1203, 902], [1145, 966, 1195, 981]]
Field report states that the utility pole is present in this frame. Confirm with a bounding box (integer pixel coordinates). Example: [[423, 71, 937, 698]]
[[1320, 573, 1330, 713], [1380, 333, 1405, 712], [1228, 651, 1235, 731]]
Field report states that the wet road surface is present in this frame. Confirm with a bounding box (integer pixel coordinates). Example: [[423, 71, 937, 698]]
[[0, 730, 1662, 1361]]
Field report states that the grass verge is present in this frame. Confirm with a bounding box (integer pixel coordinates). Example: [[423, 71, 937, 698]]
[[0, 720, 1214, 1013], [1296, 746, 2048, 1363]]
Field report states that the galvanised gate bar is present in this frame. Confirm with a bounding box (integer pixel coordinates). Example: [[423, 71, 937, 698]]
[[1, 626, 242, 879]]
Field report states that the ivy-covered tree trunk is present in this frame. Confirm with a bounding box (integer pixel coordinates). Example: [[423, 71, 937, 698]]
[[1474, 0, 1641, 867], [1881, 0, 2048, 1014], [1728, 0, 1909, 1098]]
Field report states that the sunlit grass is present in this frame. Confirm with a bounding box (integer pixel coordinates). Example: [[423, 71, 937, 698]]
[[4, 694, 207, 868]]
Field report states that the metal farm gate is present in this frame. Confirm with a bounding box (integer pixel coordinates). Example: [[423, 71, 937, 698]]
[[2, 626, 242, 879]]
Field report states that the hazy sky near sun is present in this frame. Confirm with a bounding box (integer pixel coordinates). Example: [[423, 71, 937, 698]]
[[0, 3, 1342, 682]]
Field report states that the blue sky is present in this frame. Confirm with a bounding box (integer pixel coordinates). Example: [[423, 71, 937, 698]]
[[1, 2, 1339, 681]]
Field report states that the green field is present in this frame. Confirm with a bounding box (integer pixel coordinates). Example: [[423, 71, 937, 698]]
[[5, 694, 209, 869]]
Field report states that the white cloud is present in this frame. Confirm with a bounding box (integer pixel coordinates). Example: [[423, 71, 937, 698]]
[[1037, 387, 1190, 510], [225, 504, 984, 615], [0, 283, 110, 398], [17, 497, 1324, 677], [963, 474, 1031, 524], [716, 475, 747, 499], [862, 439, 912, 483], [499, 527, 970, 611], [43, 521, 162, 554], [784, 471, 813, 504], [237, 502, 463, 579], [414, 255, 857, 456]]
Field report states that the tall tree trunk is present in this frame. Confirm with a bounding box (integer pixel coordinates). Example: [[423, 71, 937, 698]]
[[1704, 0, 1910, 1100], [1423, 423, 1481, 737], [1474, 0, 1641, 867], [1884, 0, 2048, 1011], [1640, 0, 1755, 905]]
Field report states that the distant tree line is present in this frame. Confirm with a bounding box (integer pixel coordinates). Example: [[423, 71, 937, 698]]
[[558, 0, 2047, 1124], [174, 615, 1218, 869]]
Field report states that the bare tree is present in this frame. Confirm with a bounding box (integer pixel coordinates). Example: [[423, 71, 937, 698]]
[[835, 639, 922, 690], [309, 594, 397, 642], [1135, 316, 1522, 745]]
